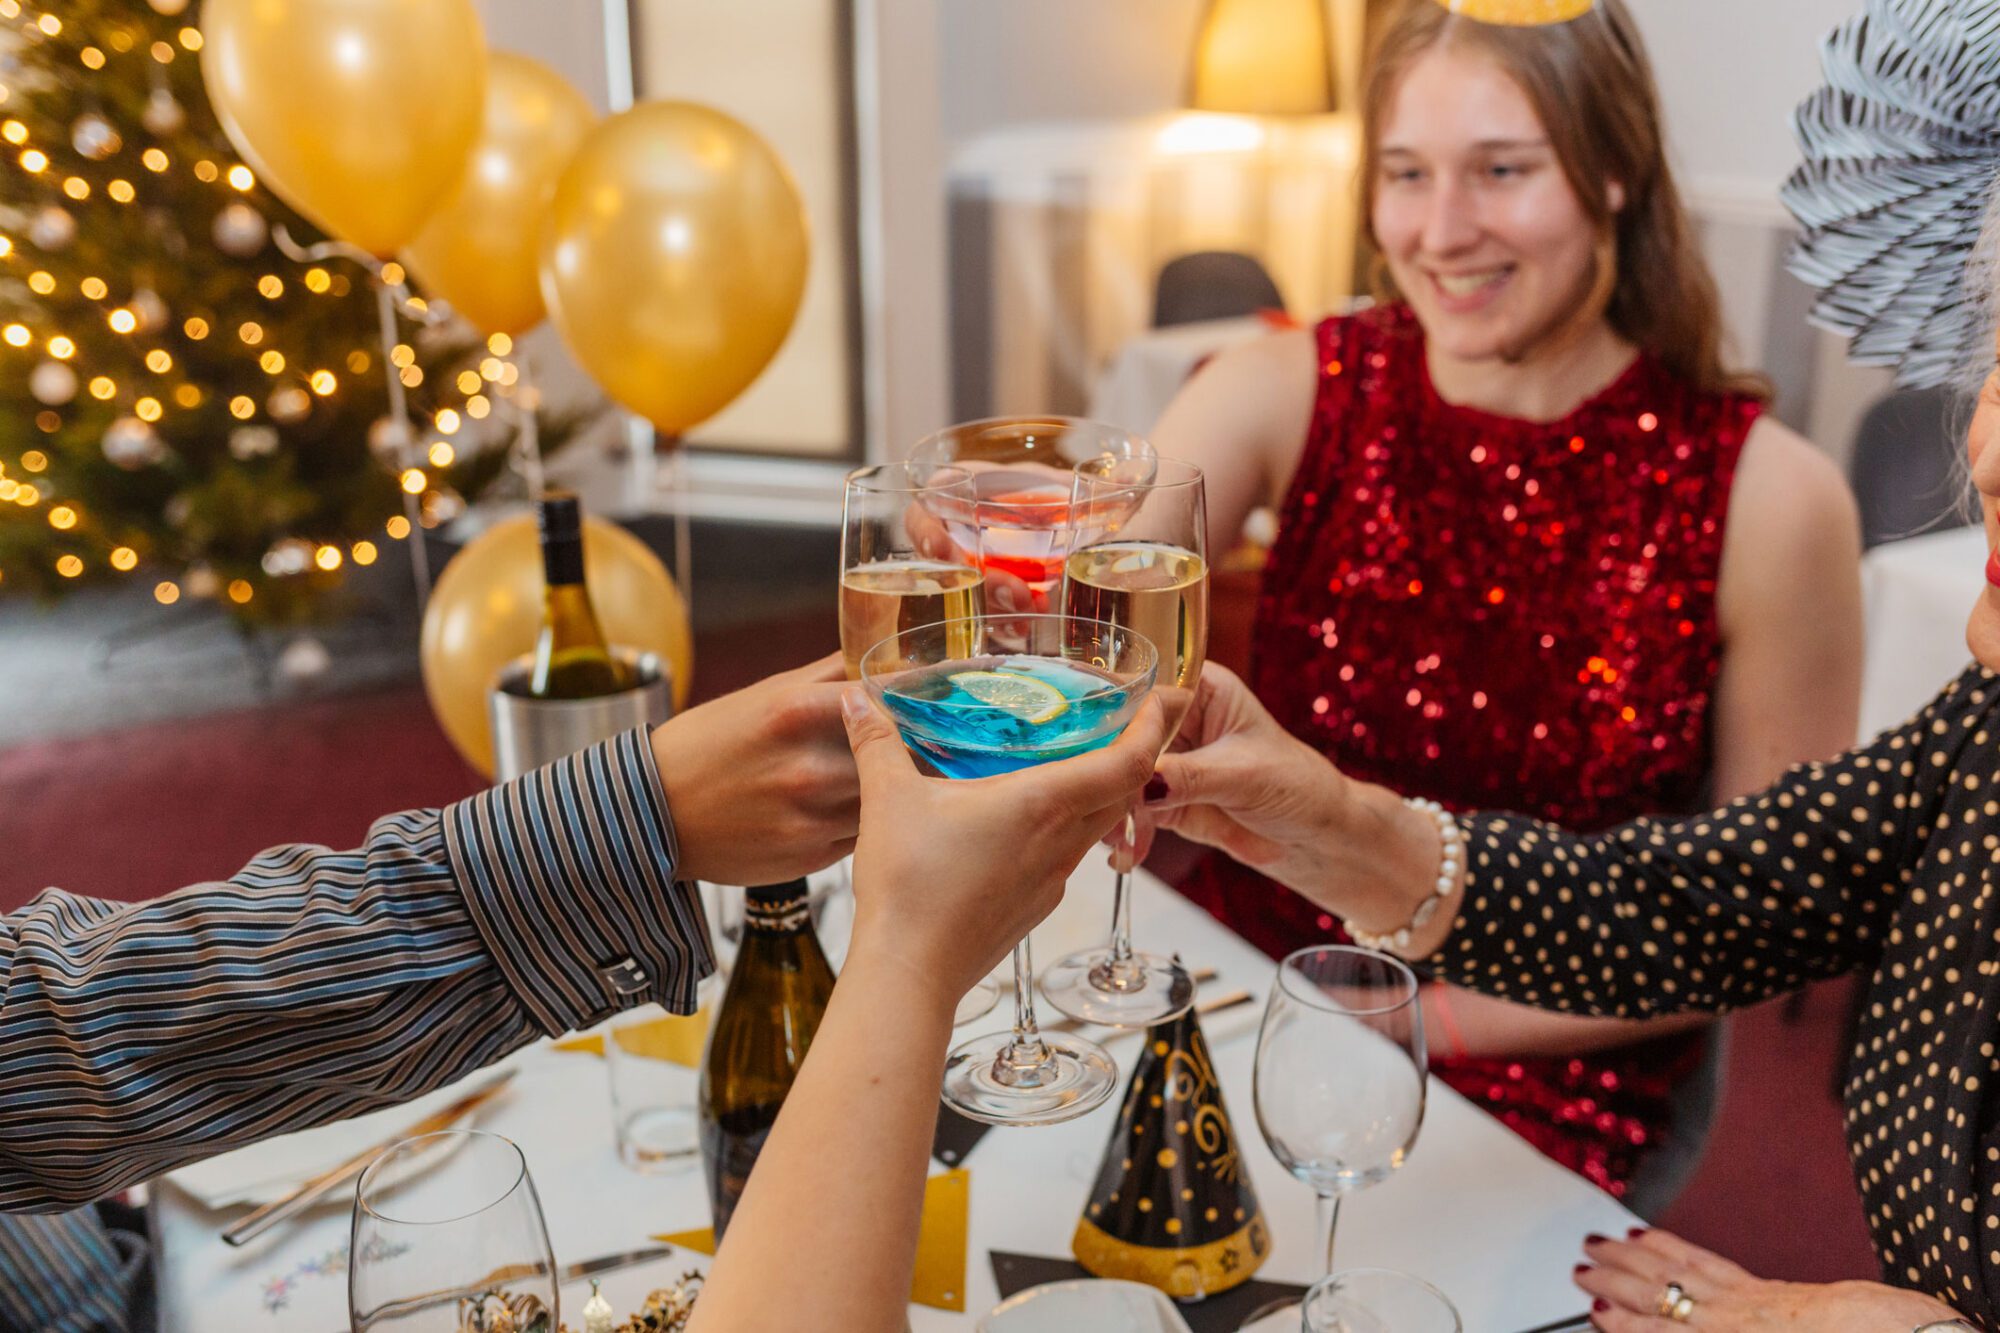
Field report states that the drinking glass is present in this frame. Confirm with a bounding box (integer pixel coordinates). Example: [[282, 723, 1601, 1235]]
[[1041, 455, 1208, 1027], [861, 613, 1157, 1125], [908, 416, 1153, 620], [605, 973, 723, 1173], [1301, 1269, 1461, 1333], [1249, 947, 1425, 1322], [838, 462, 996, 1024], [349, 1131, 558, 1332], [839, 461, 985, 679]]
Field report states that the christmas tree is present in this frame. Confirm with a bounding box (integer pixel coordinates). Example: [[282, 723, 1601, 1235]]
[[0, 0, 548, 626]]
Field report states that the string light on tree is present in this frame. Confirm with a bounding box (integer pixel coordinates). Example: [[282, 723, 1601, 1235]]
[[0, 2, 565, 622]]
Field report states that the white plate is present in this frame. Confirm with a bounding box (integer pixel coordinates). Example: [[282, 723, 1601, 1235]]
[[979, 1279, 1195, 1333], [164, 1074, 512, 1210]]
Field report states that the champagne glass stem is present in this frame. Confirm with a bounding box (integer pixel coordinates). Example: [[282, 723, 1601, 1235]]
[[1004, 936, 1051, 1067], [1106, 810, 1139, 969], [1315, 1190, 1344, 1278]]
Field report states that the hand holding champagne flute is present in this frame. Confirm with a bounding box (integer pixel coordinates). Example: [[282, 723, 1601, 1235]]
[[1041, 456, 1209, 1028], [839, 462, 999, 1024]]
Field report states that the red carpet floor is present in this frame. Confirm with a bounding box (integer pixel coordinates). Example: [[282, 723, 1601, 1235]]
[[0, 607, 1881, 1287]]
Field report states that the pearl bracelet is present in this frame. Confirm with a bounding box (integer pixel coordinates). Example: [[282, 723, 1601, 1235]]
[[1347, 797, 1464, 954]]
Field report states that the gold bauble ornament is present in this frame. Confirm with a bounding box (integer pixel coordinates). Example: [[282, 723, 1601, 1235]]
[[419, 514, 693, 776]]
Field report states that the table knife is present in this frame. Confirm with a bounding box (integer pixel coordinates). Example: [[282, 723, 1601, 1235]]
[[221, 1069, 517, 1247]]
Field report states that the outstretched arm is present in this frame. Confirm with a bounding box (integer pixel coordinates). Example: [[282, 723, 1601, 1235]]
[[0, 655, 862, 1212], [1148, 662, 1973, 1018], [688, 693, 1164, 1332]]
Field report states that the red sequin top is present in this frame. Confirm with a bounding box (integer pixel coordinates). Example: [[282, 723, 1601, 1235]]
[[1176, 305, 1762, 1197]]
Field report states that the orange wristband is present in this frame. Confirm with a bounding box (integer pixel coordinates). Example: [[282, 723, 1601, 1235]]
[[1428, 983, 1469, 1063]]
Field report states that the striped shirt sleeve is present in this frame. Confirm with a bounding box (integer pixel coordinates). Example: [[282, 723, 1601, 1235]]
[[0, 728, 710, 1214]]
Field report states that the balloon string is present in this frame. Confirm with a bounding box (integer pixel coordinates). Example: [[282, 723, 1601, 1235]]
[[669, 438, 694, 620], [376, 280, 433, 606], [501, 374, 548, 499], [273, 225, 451, 326]]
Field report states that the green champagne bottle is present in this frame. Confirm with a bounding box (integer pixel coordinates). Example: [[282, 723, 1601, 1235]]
[[528, 491, 634, 699], [697, 879, 836, 1239]]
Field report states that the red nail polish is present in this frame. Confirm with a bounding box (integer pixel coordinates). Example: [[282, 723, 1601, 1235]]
[[1584, 1232, 1609, 1245], [1144, 776, 1169, 803], [1627, 1226, 1649, 1238], [1573, 1263, 1591, 1276], [1592, 1299, 1610, 1312]]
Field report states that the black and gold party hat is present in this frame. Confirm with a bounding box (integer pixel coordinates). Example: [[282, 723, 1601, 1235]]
[[1072, 1005, 1269, 1300]]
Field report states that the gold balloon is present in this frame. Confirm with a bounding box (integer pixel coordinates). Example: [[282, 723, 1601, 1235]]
[[200, 0, 487, 258], [539, 101, 810, 436], [420, 515, 694, 777], [403, 54, 596, 336]]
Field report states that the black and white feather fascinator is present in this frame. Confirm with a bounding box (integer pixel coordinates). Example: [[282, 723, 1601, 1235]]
[[1782, 0, 2000, 388]]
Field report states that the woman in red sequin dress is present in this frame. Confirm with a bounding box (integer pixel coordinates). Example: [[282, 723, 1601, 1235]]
[[1149, 0, 1864, 1206]]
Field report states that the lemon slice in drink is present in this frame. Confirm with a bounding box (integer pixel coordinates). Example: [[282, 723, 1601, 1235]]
[[948, 669, 1070, 725]]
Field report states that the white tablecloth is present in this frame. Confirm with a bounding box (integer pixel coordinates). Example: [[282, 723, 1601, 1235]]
[[152, 864, 1635, 1333], [1860, 526, 1986, 739], [1087, 318, 1272, 437]]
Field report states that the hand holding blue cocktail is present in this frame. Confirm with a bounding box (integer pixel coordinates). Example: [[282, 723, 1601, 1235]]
[[860, 613, 1158, 1125]]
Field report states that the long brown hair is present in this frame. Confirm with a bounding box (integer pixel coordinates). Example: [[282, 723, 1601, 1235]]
[[1360, 0, 1769, 401]]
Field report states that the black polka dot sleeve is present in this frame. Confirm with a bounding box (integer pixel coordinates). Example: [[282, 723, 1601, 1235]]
[[1421, 666, 2000, 1019]]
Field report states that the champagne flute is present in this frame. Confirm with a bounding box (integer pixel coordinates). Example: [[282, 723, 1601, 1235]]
[[839, 462, 997, 1025], [1301, 1269, 1462, 1333], [1041, 456, 1207, 1027], [839, 462, 985, 680], [861, 613, 1157, 1126], [1245, 946, 1425, 1327], [349, 1131, 558, 1332]]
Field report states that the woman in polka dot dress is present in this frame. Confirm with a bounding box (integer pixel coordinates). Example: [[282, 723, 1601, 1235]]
[[1141, 370, 2000, 1328], [1150, 0, 1863, 1206]]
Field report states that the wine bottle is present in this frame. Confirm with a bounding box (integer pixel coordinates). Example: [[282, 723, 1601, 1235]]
[[697, 878, 836, 1239], [529, 491, 634, 699]]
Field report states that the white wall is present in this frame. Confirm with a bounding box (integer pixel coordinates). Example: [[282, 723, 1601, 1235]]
[[938, 0, 1856, 208], [1626, 0, 1857, 209]]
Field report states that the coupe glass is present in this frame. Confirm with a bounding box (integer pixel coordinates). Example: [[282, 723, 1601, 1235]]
[[349, 1131, 557, 1332], [861, 613, 1157, 1125], [1041, 455, 1208, 1027], [908, 416, 1153, 619], [1302, 1269, 1461, 1333], [839, 461, 996, 1024], [1244, 947, 1425, 1328]]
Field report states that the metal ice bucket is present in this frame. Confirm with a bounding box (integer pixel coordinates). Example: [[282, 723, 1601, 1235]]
[[488, 649, 673, 781]]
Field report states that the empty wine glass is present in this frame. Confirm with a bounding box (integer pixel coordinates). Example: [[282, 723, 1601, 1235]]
[[349, 1131, 557, 1332], [1301, 1269, 1461, 1332], [1246, 947, 1424, 1327]]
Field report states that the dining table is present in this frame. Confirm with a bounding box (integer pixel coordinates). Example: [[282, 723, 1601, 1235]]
[[150, 859, 1636, 1332]]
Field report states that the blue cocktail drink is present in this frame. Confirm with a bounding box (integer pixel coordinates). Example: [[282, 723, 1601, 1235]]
[[877, 655, 1145, 779], [861, 613, 1157, 1126]]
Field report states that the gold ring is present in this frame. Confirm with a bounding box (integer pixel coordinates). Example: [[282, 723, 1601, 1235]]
[[1671, 1292, 1696, 1322], [1656, 1282, 1689, 1318]]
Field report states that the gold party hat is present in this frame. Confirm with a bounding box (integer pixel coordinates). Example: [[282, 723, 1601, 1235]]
[[1436, 0, 1596, 24]]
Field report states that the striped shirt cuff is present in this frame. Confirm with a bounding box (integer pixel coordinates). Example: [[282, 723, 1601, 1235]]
[[442, 728, 713, 1036]]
